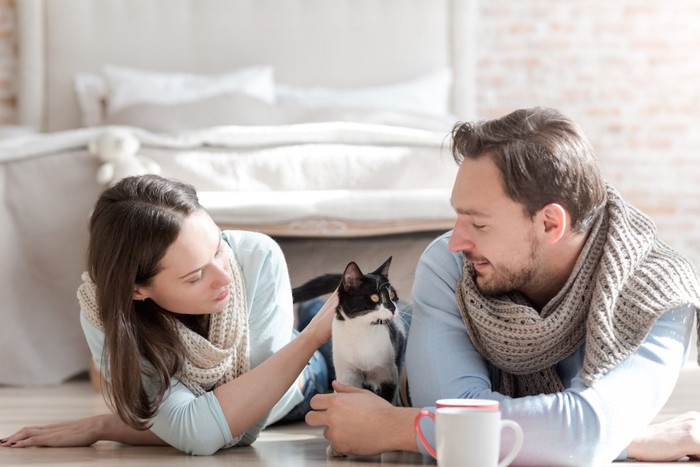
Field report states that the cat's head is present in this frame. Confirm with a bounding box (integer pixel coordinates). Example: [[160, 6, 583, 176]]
[[336, 256, 399, 324]]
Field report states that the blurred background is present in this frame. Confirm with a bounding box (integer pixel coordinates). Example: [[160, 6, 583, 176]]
[[1, 0, 699, 274]]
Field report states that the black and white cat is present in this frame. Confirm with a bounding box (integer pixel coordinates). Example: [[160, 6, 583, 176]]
[[292, 257, 406, 404]]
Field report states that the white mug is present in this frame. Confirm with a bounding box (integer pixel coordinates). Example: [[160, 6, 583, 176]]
[[436, 398, 500, 411], [415, 407, 524, 467]]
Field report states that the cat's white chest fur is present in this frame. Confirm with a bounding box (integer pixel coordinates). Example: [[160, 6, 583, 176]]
[[332, 306, 397, 389]]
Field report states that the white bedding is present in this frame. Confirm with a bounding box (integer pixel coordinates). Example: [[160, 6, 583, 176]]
[[8, 0, 475, 386], [200, 189, 453, 224], [2, 121, 446, 159], [2, 122, 457, 229], [0, 121, 457, 385]]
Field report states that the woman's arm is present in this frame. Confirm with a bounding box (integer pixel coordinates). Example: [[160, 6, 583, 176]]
[[213, 231, 336, 437], [1, 413, 166, 448], [5, 231, 333, 455], [142, 231, 335, 454], [214, 292, 336, 436]]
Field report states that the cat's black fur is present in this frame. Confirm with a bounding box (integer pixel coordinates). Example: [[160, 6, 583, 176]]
[[292, 257, 405, 404]]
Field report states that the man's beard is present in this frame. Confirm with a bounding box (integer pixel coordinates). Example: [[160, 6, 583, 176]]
[[469, 239, 539, 297]]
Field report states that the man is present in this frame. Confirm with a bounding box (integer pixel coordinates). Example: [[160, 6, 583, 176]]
[[306, 107, 700, 465]]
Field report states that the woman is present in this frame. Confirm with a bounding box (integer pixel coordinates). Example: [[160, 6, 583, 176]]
[[0, 174, 336, 455]]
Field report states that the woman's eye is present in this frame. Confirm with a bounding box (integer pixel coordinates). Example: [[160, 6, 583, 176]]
[[473, 224, 486, 230], [189, 275, 203, 284]]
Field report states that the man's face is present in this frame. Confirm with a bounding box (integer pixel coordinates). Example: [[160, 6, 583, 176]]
[[448, 154, 543, 296]]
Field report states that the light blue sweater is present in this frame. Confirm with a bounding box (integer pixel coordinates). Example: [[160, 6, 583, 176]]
[[80, 230, 303, 455], [407, 231, 695, 466]]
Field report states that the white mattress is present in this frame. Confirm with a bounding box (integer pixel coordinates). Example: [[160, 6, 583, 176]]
[[199, 188, 455, 237]]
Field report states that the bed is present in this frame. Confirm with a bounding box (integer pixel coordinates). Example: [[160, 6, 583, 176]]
[[1, 0, 477, 386]]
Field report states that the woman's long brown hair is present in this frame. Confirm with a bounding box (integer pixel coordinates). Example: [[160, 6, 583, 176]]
[[87, 174, 202, 430]]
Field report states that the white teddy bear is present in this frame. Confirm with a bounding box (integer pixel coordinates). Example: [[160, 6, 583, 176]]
[[90, 129, 161, 186]]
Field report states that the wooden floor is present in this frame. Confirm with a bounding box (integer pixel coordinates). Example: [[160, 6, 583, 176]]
[[1, 365, 699, 466]]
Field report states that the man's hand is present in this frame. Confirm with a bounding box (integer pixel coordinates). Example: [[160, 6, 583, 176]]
[[305, 380, 420, 456], [627, 411, 700, 461]]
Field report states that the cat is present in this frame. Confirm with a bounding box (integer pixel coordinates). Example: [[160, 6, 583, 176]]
[[292, 256, 406, 405]]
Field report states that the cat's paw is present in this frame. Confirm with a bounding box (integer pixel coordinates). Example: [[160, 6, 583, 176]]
[[362, 382, 381, 395], [327, 444, 346, 458]]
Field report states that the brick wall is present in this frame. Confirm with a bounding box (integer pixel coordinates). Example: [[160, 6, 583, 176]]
[[0, 0, 15, 123], [1, 0, 699, 271], [476, 0, 700, 274]]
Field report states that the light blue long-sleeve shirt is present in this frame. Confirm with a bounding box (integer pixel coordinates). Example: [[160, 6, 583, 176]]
[[407, 231, 695, 466], [80, 230, 303, 455]]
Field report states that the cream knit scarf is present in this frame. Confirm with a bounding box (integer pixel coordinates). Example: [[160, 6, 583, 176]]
[[78, 243, 250, 397], [456, 187, 700, 397]]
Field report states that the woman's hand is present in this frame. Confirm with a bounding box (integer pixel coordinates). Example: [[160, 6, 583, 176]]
[[627, 411, 700, 461], [0, 415, 109, 448], [305, 380, 420, 456], [299, 291, 338, 348], [0, 413, 165, 448]]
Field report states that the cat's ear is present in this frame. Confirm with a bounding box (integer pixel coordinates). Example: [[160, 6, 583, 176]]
[[373, 256, 392, 277], [342, 262, 364, 289]]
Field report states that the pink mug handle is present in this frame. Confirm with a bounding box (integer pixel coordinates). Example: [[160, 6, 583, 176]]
[[414, 409, 437, 458]]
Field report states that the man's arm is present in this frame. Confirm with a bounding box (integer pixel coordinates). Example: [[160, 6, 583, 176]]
[[406, 233, 694, 466]]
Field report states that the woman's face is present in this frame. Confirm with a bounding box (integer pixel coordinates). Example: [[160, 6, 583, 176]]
[[134, 210, 232, 315]]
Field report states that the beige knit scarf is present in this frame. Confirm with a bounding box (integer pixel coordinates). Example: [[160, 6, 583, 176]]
[[78, 243, 250, 397], [456, 187, 700, 397]]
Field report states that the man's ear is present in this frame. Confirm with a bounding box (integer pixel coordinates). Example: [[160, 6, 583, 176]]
[[537, 203, 568, 244]]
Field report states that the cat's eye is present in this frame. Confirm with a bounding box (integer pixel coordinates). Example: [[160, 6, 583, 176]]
[[370, 294, 380, 303]]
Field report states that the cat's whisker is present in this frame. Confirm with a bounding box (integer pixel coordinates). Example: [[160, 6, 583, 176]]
[[394, 305, 411, 328]]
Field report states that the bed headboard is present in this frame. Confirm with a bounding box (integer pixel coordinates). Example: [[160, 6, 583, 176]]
[[15, 0, 477, 132]]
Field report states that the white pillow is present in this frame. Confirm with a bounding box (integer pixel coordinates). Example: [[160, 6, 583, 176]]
[[73, 65, 276, 125], [103, 64, 276, 115], [106, 96, 455, 133], [73, 73, 108, 127], [275, 68, 453, 117]]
